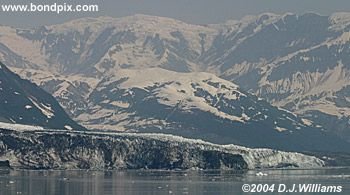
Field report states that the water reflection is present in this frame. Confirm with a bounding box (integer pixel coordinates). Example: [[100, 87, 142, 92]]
[[0, 168, 349, 195]]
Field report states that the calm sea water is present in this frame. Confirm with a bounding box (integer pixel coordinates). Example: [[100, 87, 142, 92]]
[[0, 168, 349, 195]]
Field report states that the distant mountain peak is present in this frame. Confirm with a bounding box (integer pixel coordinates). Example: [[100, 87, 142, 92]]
[[48, 14, 212, 34]]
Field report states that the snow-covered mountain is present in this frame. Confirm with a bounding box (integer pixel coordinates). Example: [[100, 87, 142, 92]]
[[0, 15, 217, 74], [14, 67, 350, 152], [0, 62, 84, 130], [210, 12, 350, 140], [0, 13, 349, 142]]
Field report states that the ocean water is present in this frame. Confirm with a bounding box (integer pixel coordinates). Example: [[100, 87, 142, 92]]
[[0, 168, 349, 195]]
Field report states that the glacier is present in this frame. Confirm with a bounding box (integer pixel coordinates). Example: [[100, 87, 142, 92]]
[[0, 128, 324, 170]]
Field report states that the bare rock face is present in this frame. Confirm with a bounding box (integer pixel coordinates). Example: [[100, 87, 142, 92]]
[[0, 160, 10, 168], [0, 129, 324, 170]]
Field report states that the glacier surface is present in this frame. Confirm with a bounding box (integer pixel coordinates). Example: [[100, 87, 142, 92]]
[[0, 128, 324, 170]]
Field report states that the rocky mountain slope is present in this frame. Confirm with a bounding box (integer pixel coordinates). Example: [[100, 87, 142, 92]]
[[0, 13, 349, 141], [0, 128, 325, 170], [0, 62, 84, 130]]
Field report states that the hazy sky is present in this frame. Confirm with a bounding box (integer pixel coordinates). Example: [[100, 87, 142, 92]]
[[1, 0, 350, 28]]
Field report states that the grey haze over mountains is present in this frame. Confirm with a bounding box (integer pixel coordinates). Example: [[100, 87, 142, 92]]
[[0, 12, 349, 151], [2, 0, 350, 28]]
